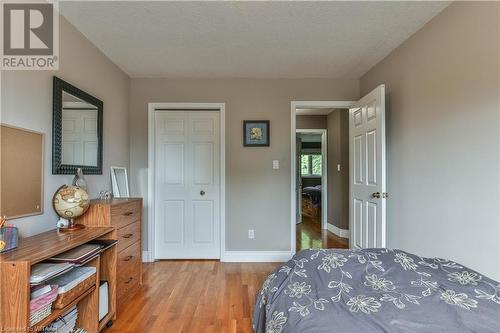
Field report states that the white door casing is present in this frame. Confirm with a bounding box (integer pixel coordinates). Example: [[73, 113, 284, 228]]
[[349, 85, 386, 248], [154, 110, 220, 259]]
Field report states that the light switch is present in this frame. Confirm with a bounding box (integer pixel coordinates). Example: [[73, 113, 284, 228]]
[[273, 160, 280, 170], [337, 164, 341, 172]]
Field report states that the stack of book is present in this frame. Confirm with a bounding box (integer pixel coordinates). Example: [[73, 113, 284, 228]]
[[42, 306, 78, 333], [30, 262, 74, 284], [29, 284, 59, 326], [74, 328, 87, 333]]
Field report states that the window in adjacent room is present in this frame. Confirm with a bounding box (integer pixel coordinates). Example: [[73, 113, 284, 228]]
[[301, 154, 322, 176]]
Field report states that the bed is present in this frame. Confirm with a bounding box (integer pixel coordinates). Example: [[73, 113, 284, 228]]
[[302, 185, 321, 218], [253, 248, 500, 333]]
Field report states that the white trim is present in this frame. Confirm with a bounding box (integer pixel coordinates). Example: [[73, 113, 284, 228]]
[[222, 251, 294, 262], [291, 101, 355, 254], [142, 251, 151, 263], [296, 128, 328, 231], [327, 223, 350, 239], [147, 102, 226, 262]]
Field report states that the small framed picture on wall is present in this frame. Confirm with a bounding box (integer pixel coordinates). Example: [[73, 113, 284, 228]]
[[243, 120, 270, 147]]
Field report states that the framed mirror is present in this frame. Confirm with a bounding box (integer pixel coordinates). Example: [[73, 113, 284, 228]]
[[53, 76, 103, 174]]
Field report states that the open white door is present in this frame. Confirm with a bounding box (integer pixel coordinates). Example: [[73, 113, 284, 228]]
[[349, 85, 386, 248]]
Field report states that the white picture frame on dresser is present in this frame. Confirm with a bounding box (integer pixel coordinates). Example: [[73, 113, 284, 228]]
[[110, 166, 130, 198]]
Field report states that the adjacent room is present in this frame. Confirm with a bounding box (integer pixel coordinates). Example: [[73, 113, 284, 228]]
[[1, 1, 499, 333], [295, 108, 350, 251]]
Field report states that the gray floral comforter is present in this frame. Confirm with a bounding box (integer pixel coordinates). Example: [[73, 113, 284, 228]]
[[253, 248, 500, 333]]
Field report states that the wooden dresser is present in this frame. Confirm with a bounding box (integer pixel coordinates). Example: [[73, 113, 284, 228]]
[[77, 198, 142, 310]]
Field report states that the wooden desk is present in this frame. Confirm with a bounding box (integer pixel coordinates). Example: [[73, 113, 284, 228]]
[[0, 227, 117, 333]]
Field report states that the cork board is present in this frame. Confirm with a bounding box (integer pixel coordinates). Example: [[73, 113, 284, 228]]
[[0, 124, 44, 219]]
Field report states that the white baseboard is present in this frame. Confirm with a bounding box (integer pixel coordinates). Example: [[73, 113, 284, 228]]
[[327, 223, 350, 239], [222, 251, 294, 262], [142, 250, 153, 263]]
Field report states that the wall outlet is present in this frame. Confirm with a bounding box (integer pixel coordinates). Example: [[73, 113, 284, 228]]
[[248, 229, 255, 239], [273, 160, 280, 170]]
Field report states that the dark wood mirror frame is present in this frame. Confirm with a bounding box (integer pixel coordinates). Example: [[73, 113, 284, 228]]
[[52, 76, 103, 174]]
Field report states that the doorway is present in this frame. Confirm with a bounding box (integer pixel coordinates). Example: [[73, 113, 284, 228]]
[[291, 85, 388, 253], [292, 102, 353, 252], [296, 129, 327, 229], [148, 103, 226, 260]]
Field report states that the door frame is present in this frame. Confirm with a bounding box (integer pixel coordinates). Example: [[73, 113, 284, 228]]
[[147, 102, 226, 262], [291, 101, 354, 253], [296, 128, 328, 230]]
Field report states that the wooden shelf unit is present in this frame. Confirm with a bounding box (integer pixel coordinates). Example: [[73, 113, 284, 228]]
[[0, 227, 117, 333]]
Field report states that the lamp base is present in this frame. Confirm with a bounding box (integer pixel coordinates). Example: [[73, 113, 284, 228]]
[[58, 219, 85, 232]]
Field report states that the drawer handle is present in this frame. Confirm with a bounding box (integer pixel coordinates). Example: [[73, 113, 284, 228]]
[[125, 277, 133, 284], [123, 212, 134, 216], [124, 255, 133, 261], [122, 233, 133, 239]]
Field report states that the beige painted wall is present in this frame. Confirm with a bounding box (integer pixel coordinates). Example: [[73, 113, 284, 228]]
[[296, 115, 327, 129], [1, 16, 130, 237], [327, 110, 349, 231], [361, 2, 500, 279], [129, 78, 359, 251]]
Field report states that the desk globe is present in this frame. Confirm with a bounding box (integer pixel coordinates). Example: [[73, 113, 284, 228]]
[[53, 185, 90, 231]]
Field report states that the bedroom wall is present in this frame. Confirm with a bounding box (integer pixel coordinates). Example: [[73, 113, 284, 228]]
[[129, 78, 359, 252], [296, 115, 327, 129], [326, 110, 349, 231], [360, 2, 500, 279], [1, 16, 130, 238]]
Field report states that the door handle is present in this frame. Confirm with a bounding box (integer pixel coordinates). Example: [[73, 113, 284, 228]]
[[372, 192, 388, 199], [200, 190, 206, 196]]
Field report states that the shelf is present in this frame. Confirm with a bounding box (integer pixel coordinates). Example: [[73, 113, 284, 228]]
[[30, 285, 96, 332]]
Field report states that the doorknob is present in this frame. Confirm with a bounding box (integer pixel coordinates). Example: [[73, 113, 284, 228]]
[[372, 192, 388, 199], [200, 190, 206, 196]]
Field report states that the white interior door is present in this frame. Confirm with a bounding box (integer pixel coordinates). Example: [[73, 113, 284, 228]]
[[349, 85, 386, 248], [62, 109, 98, 166], [154, 110, 220, 259]]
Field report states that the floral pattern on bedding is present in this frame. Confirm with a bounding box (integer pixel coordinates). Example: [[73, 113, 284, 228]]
[[253, 248, 500, 333]]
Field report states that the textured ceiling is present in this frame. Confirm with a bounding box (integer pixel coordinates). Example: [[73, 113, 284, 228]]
[[60, 1, 450, 78]]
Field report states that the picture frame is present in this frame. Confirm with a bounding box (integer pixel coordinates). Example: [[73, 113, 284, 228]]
[[110, 166, 130, 198], [243, 120, 270, 147]]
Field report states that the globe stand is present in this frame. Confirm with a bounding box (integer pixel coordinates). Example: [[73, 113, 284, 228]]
[[59, 219, 86, 232]]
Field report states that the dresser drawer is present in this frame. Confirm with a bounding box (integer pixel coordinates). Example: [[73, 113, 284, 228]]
[[111, 201, 141, 228], [117, 221, 141, 252], [118, 241, 141, 278], [118, 241, 141, 267], [117, 251, 141, 302]]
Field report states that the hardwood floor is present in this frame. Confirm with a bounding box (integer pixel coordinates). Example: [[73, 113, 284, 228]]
[[296, 214, 349, 251], [107, 261, 279, 333], [106, 210, 348, 332]]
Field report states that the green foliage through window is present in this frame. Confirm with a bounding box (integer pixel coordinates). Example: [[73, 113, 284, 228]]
[[301, 154, 322, 176]]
